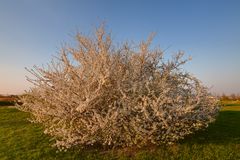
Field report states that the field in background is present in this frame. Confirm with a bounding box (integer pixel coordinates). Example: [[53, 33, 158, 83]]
[[0, 95, 16, 106], [0, 101, 240, 159], [221, 100, 240, 111]]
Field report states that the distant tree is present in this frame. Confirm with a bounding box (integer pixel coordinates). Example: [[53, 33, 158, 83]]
[[230, 94, 237, 101], [237, 94, 240, 101], [221, 93, 230, 101]]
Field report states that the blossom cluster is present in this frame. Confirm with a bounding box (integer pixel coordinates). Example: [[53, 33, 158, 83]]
[[19, 26, 219, 150]]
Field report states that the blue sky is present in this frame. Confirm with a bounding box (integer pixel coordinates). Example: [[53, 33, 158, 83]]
[[0, 0, 240, 94]]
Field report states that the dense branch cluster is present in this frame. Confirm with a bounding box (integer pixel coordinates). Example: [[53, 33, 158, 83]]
[[19, 26, 219, 150]]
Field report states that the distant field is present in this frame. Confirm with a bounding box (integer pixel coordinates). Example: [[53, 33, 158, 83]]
[[222, 106, 240, 111], [221, 100, 240, 106], [0, 97, 15, 101], [0, 95, 17, 106], [0, 102, 240, 159], [221, 100, 240, 111]]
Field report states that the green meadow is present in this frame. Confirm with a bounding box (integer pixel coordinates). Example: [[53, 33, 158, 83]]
[[0, 102, 240, 160]]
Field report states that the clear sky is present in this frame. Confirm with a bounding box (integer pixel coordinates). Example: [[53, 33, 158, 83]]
[[0, 0, 240, 95]]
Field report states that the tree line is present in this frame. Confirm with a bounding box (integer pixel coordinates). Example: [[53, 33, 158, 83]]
[[219, 94, 240, 101]]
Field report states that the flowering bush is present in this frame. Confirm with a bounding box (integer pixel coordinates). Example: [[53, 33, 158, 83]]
[[19, 26, 219, 150]]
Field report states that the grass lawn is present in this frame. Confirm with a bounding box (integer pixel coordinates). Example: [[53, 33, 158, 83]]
[[0, 104, 240, 160]]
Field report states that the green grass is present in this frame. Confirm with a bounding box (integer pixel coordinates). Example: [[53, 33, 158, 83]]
[[0, 107, 115, 160], [0, 101, 15, 106], [0, 105, 240, 160]]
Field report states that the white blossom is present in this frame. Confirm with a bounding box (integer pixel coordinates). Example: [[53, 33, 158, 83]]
[[18, 25, 219, 150]]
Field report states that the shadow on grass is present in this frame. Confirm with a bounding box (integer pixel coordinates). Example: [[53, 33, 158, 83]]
[[0, 101, 15, 106], [182, 111, 240, 145]]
